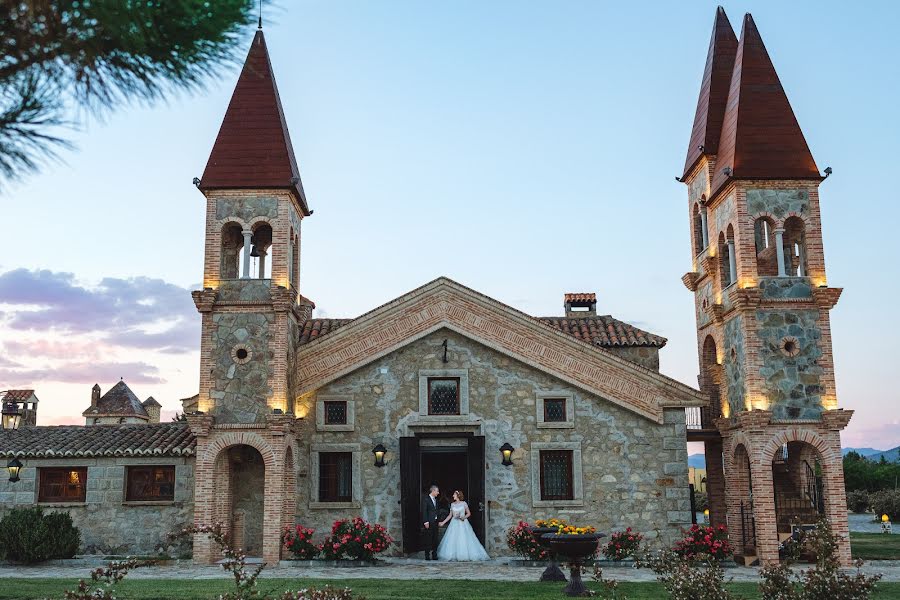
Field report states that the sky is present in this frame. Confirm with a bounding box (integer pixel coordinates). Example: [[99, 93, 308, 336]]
[[0, 1, 898, 449]]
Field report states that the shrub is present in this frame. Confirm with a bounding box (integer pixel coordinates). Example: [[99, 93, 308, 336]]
[[673, 524, 731, 562], [506, 521, 549, 560], [847, 490, 870, 513], [641, 550, 734, 600], [0, 506, 81, 563], [869, 489, 900, 520], [695, 491, 709, 512], [282, 525, 320, 560], [278, 588, 363, 600], [603, 528, 643, 561], [320, 518, 392, 561], [760, 518, 882, 600]]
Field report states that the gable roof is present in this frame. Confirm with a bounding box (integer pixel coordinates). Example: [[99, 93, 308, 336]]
[[0, 423, 195, 458], [295, 278, 705, 423], [298, 315, 665, 349], [709, 13, 821, 198], [199, 30, 309, 215], [83, 381, 149, 419], [1, 389, 37, 402], [682, 6, 738, 179]]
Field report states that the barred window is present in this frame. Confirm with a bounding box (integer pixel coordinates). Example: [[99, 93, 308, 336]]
[[543, 398, 567, 422], [324, 401, 348, 425], [126, 466, 175, 502], [38, 467, 87, 503], [319, 452, 352, 502], [539, 450, 573, 501], [427, 378, 460, 415]]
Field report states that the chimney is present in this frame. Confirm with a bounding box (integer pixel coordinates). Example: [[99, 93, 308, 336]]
[[91, 384, 101, 407], [143, 397, 161, 423], [564, 293, 597, 319]]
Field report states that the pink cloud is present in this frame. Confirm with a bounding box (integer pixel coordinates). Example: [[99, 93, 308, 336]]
[[0, 361, 165, 386]]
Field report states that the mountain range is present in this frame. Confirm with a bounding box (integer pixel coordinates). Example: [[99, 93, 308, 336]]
[[688, 446, 900, 469]]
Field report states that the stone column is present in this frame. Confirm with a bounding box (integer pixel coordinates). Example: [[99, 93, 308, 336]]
[[797, 243, 807, 277], [700, 206, 710, 248], [727, 240, 737, 285], [774, 229, 787, 277], [258, 250, 267, 280], [241, 229, 253, 279]]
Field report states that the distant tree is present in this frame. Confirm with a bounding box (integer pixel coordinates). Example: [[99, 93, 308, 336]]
[[0, 0, 262, 183], [844, 451, 900, 492]]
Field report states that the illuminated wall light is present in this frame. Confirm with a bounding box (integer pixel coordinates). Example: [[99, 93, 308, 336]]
[[821, 395, 838, 410], [749, 395, 770, 411], [740, 279, 757, 289], [722, 402, 731, 418]]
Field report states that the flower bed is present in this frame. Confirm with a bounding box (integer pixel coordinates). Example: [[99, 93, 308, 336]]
[[673, 524, 731, 561], [320, 518, 393, 561], [506, 521, 549, 560], [603, 528, 643, 561], [282, 525, 320, 560]]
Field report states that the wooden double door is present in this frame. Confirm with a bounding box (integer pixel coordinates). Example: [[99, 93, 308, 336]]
[[399, 434, 485, 553]]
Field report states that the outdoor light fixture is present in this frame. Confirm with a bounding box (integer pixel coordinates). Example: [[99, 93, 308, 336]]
[[1, 401, 22, 430], [373, 444, 387, 468], [824, 166, 833, 179], [7, 458, 23, 483], [500, 443, 515, 467]]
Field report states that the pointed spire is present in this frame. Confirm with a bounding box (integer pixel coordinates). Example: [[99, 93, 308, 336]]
[[683, 6, 738, 179], [709, 13, 821, 198], [199, 30, 309, 215]]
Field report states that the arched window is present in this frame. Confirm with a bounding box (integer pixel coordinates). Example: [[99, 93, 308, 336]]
[[221, 223, 244, 279], [719, 227, 736, 288], [754, 217, 778, 276], [250, 223, 273, 279], [692, 204, 704, 255], [783, 217, 807, 276]]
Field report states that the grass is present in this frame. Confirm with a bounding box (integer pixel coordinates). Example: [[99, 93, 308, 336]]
[[2, 579, 900, 600], [853, 532, 900, 560]]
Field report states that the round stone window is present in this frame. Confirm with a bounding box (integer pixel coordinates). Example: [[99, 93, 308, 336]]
[[231, 345, 252, 364], [779, 336, 801, 358]]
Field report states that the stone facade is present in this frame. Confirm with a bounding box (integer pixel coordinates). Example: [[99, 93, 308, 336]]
[[293, 330, 692, 555], [209, 312, 274, 424], [0, 457, 193, 555], [605, 346, 660, 371]]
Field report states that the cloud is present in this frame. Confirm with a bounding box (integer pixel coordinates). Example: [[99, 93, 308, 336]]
[[0, 269, 199, 354], [0, 361, 165, 387]]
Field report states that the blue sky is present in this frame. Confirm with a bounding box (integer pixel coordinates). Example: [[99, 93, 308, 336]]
[[0, 1, 897, 448]]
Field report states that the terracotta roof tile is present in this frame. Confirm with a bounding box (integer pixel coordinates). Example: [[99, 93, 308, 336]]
[[0, 423, 195, 458], [564, 293, 596, 303], [538, 316, 667, 348], [709, 13, 821, 198], [683, 6, 738, 179], [1, 390, 36, 401], [298, 318, 354, 345], [199, 30, 309, 215]]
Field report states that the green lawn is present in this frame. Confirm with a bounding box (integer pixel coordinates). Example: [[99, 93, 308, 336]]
[[853, 532, 900, 560], [2, 579, 900, 600]]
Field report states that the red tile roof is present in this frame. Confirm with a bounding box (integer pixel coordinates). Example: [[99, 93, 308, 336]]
[[564, 293, 596, 303], [0, 423, 195, 458], [1, 390, 36, 401], [683, 6, 738, 180], [199, 30, 309, 215], [709, 13, 821, 199], [297, 315, 664, 348]]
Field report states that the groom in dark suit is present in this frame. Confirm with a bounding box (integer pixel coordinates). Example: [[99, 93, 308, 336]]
[[421, 484, 441, 560]]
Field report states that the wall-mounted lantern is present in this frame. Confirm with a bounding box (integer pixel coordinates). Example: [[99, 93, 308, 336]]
[[500, 443, 515, 467], [373, 444, 387, 468], [2, 401, 22, 430], [7, 458, 23, 483]]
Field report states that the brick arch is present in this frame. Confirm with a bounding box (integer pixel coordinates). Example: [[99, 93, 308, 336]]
[[200, 431, 278, 469], [217, 216, 250, 229], [759, 428, 836, 465], [249, 216, 276, 232], [730, 433, 752, 457], [776, 212, 809, 229]]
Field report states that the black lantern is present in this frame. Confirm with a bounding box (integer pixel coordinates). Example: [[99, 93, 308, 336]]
[[373, 444, 387, 468], [2, 401, 22, 430], [500, 443, 515, 466], [7, 458, 23, 483]]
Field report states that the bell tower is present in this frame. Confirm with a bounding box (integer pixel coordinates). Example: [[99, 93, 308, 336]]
[[188, 29, 305, 565], [681, 8, 852, 566]]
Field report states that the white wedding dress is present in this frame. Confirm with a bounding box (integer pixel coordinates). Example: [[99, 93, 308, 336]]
[[436, 501, 490, 561]]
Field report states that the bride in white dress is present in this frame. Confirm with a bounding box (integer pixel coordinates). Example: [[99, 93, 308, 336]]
[[436, 490, 490, 561]]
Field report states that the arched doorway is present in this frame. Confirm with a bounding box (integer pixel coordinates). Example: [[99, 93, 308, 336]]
[[217, 445, 265, 556], [732, 443, 755, 559], [771, 441, 824, 539]]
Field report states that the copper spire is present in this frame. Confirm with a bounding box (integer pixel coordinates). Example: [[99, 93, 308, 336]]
[[709, 13, 821, 199], [682, 6, 738, 180], [199, 30, 309, 215]]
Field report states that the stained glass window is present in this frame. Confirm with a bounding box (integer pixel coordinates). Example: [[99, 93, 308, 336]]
[[539, 450, 573, 500], [319, 452, 352, 502], [324, 401, 348, 425], [427, 378, 460, 415], [543, 398, 567, 422]]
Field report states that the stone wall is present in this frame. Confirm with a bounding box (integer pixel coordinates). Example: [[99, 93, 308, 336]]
[[210, 312, 273, 423], [723, 316, 746, 415], [0, 457, 193, 555], [605, 346, 660, 371], [755, 309, 823, 420], [293, 329, 691, 556], [746, 188, 809, 220]]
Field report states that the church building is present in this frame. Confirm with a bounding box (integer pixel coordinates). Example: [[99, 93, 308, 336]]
[[0, 8, 851, 567]]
